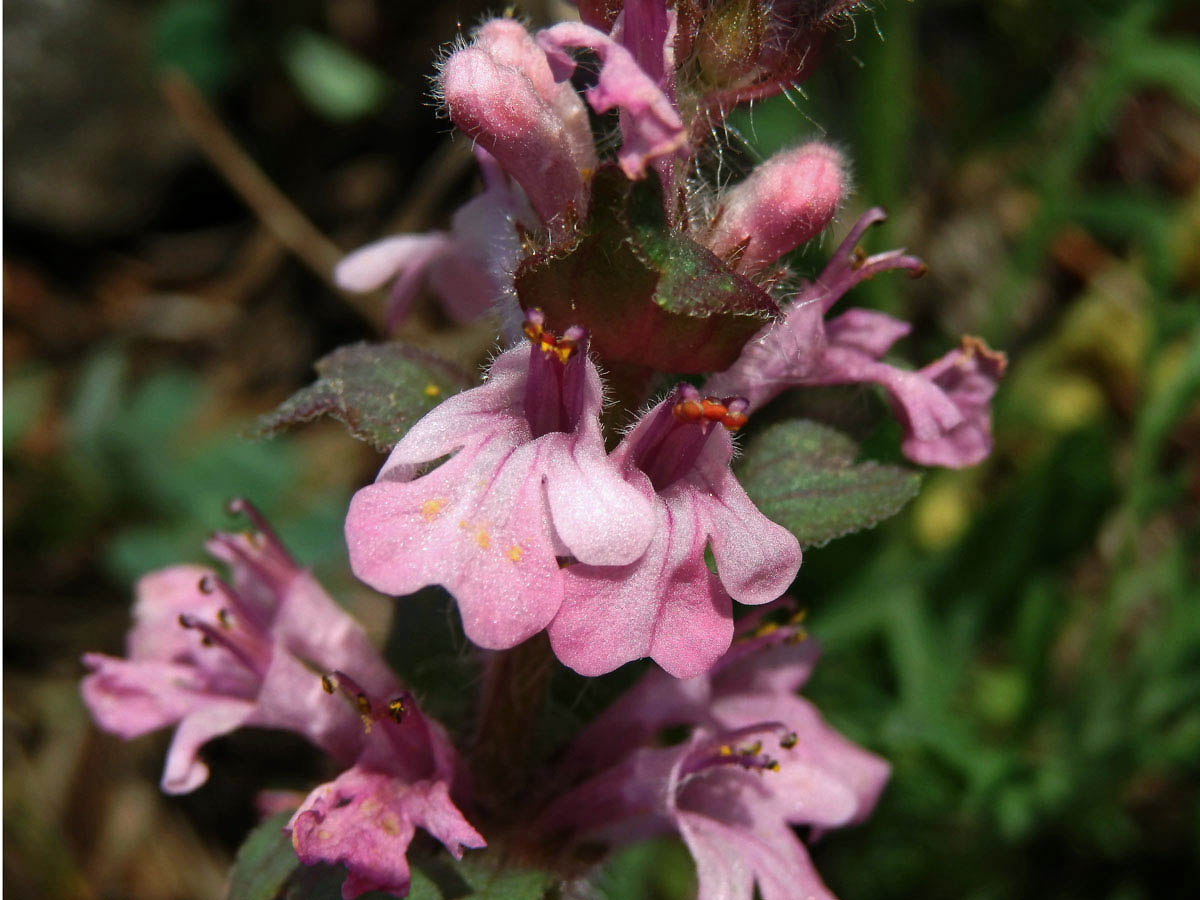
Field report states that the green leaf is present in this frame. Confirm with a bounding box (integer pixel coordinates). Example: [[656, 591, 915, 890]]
[[737, 419, 921, 547], [227, 813, 301, 900], [281, 854, 559, 900], [514, 166, 775, 374], [252, 342, 473, 451], [282, 31, 389, 121]]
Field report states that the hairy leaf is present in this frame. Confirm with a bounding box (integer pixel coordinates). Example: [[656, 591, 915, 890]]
[[737, 419, 921, 547], [514, 166, 775, 373], [253, 342, 473, 451]]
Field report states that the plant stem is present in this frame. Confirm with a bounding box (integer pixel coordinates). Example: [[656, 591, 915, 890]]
[[469, 632, 556, 822]]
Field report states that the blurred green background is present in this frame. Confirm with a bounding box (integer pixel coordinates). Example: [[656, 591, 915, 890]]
[[4, 1, 1198, 899]]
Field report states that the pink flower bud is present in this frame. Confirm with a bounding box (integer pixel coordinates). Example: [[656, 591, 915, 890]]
[[439, 45, 587, 225], [473, 19, 597, 179], [706, 142, 845, 275]]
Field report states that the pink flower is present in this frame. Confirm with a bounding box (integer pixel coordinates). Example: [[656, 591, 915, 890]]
[[548, 385, 801, 678], [705, 207, 1006, 468], [541, 608, 889, 900], [288, 673, 485, 900], [335, 150, 528, 329], [439, 19, 597, 226], [537, 20, 686, 180], [704, 143, 846, 277], [80, 502, 485, 899], [345, 310, 656, 651], [81, 501, 396, 793]]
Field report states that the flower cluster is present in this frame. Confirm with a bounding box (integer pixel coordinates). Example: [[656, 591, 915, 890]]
[[539, 605, 889, 900], [82, 3, 1006, 899], [82, 502, 484, 897]]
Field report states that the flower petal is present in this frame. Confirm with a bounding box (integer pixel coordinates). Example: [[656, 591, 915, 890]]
[[550, 490, 732, 678], [81, 654, 213, 739], [541, 415, 656, 566], [677, 810, 837, 900], [289, 766, 484, 900], [537, 22, 686, 179], [824, 307, 912, 358], [160, 698, 256, 794], [690, 431, 801, 605], [347, 435, 565, 650]]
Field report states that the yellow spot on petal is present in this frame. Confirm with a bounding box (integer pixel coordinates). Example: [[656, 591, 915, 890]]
[[421, 498, 447, 522], [424, 383, 441, 397], [380, 815, 401, 835], [318, 830, 332, 841], [458, 519, 490, 549], [507, 544, 523, 562]]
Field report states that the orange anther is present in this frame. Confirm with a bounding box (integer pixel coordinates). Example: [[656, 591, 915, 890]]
[[701, 399, 727, 421], [674, 399, 704, 422], [721, 411, 748, 431]]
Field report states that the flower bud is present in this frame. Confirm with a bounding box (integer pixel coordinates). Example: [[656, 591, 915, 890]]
[[440, 45, 587, 225], [473, 19, 597, 178], [706, 142, 845, 275]]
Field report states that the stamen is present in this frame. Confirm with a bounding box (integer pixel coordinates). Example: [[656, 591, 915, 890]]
[[197, 573, 269, 635], [205, 532, 294, 609], [387, 696, 408, 723], [226, 498, 290, 562], [780, 732, 798, 749], [523, 308, 582, 363], [322, 670, 376, 732], [671, 394, 749, 432], [177, 613, 265, 675]]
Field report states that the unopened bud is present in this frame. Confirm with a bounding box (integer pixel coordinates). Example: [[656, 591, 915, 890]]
[[440, 46, 587, 225], [706, 143, 845, 275], [473, 20, 597, 177]]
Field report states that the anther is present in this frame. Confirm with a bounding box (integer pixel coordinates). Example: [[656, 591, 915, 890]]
[[753, 621, 780, 638], [198, 575, 216, 594], [224, 498, 292, 564], [780, 732, 798, 750], [354, 694, 372, 718], [721, 410, 748, 431], [701, 399, 727, 422], [216, 608, 233, 628], [718, 745, 733, 757], [387, 697, 408, 723], [321, 674, 336, 694], [673, 399, 704, 423], [765, 759, 781, 772]]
